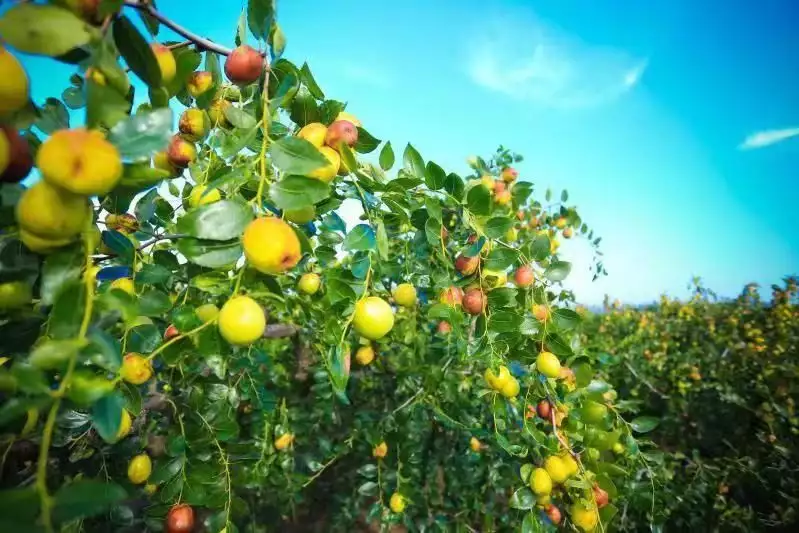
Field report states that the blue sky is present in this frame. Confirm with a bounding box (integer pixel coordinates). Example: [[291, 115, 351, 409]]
[[18, 0, 799, 304]]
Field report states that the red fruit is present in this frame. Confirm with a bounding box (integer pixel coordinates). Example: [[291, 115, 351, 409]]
[[440, 286, 464, 307], [440, 226, 449, 241], [537, 400, 552, 420], [513, 265, 534, 288], [494, 180, 506, 194], [516, 209, 525, 221], [463, 288, 486, 315], [593, 484, 609, 508], [165, 504, 194, 533], [501, 167, 518, 183], [164, 324, 179, 341], [437, 321, 452, 335], [0, 126, 33, 183], [495, 190, 511, 205], [325, 120, 359, 149], [467, 234, 478, 244], [545, 504, 562, 525], [224, 45, 265, 85], [454, 254, 480, 276], [166, 135, 196, 168]]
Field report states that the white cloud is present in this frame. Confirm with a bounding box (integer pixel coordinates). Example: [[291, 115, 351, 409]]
[[466, 12, 647, 109], [739, 127, 799, 150]]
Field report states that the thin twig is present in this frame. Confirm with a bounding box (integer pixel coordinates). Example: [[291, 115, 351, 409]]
[[623, 360, 670, 399], [123, 0, 233, 56]]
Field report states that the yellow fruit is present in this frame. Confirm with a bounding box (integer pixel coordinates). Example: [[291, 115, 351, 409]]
[[500, 376, 520, 398], [218, 296, 266, 346], [121, 353, 152, 385], [195, 303, 220, 322], [188, 184, 221, 207], [352, 296, 394, 340], [152, 151, 177, 176], [480, 175, 495, 190], [37, 128, 122, 195], [544, 456, 569, 484], [530, 467, 553, 495], [111, 277, 135, 296], [242, 217, 301, 275], [0, 46, 29, 116], [373, 441, 387, 458], [128, 454, 152, 485], [308, 146, 341, 182], [297, 122, 327, 148], [116, 409, 132, 441], [485, 366, 511, 391], [19, 230, 73, 254], [537, 351, 561, 379], [469, 437, 482, 452], [612, 442, 625, 454], [389, 492, 406, 513], [178, 108, 210, 142], [335, 111, 362, 128], [274, 433, 294, 450], [550, 238, 560, 253], [571, 503, 599, 532], [0, 281, 32, 310], [536, 494, 551, 507], [355, 345, 375, 365], [167, 135, 196, 168], [298, 273, 321, 295], [555, 218, 567, 229], [505, 227, 518, 242], [144, 483, 157, 495], [393, 283, 417, 308], [532, 304, 550, 322], [151, 43, 176, 83], [208, 99, 232, 127], [561, 453, 579, 478], [187, 71, 213, 98], [17, 180, 90, 240]]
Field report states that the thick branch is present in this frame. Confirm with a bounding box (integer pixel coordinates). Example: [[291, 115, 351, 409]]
[[264, 324, 298, 338], [123, 0, 233, 56]]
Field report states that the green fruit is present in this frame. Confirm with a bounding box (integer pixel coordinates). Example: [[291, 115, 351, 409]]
[[581, 401, 609, 425]]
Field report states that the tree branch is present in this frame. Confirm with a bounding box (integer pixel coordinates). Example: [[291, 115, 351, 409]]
[[264, 324, 298, 338], [123, 0, 233, 56]]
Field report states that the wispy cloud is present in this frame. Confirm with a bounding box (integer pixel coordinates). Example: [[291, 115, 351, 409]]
[[340, 63, 393, 88], [739, 127, 799, 150], [466, 12, 647, 109]]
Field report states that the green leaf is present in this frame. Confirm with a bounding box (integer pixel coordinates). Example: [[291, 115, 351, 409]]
[[247, 0, 275, 41], [86, 80, 130, 130], [357, 481, 378, 496], [138, 290, 172, 317], [509, 487, 535, 510], [403, 143, 425, 177], [268, 136, 328, 175], [343, 224, 376, 251], [92, 392, 125, 443], [119, 163, 171, 191], [0, 396, 51, 427], [544, 261, 571, 282], [561, 189, 569, 202], [66, 371, 115, 406], [466, 185, 491, 216], [177, 238, 242, 269], [484, 249, 519, 271], [108, 108, 173, 161], [102, 230, 135, 265], [50, 281, 85, 339], [29, 339, 85, 370], [0, 4, 91, 57], [630, 416, 660, 433], [177, 200, 254, 241], [530, 234, 551, 261], [82, 329, 122, 372], [512, 182, 533, 206], [376, 220, 389, 260], [300, 62, 324, 100], [444, 173, 464, 199], [223, 105, 258, 129], [379, 141, 395, 171], [484, 217, 513, 239], [354, 127, 381, 154], [289, 87, 320, 127], [40, 246, 83, 306], [113, 15, 162, 87], [0, 488, 40, 531], [270, 175, 330, 211], [424, 161, 446, 190], [552, 308, 581, 330], [52, 480, 127, 524], [488, 311, 522, 333], [35, 98, 70, 134]]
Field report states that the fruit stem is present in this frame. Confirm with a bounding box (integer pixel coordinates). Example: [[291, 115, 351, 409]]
[[254, 52, 272, 209], [145, 319, 215, 362], [197, 412, 232, 529], [36, 230, 97, 532]]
